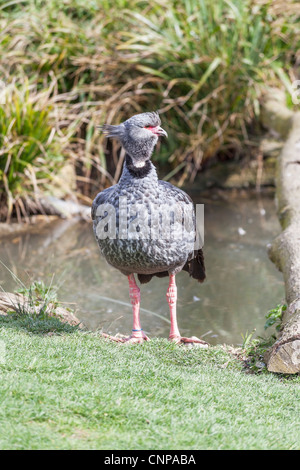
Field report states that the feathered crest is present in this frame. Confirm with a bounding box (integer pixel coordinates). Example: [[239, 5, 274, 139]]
[[98, 123, 125, 139], [98, 111, 161, 142], [127, 111, 161, 127]]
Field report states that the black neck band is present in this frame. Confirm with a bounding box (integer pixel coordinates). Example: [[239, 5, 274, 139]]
[[125, 155, 153, 178]]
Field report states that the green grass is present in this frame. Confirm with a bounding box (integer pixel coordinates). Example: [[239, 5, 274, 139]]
[[0, 314, 299, 450]]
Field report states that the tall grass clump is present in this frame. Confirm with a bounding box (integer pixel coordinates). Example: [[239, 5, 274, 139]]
[[98, 0, 299, 179], [0, 82, 65, 220], [0, 0, 299, 218]]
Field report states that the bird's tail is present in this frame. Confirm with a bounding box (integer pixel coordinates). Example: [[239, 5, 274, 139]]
[[183, 249, 206, 283]]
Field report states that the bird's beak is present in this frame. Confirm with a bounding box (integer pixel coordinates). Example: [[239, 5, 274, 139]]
[[149, 126, 168, 137], [155, 126, 168, 138]]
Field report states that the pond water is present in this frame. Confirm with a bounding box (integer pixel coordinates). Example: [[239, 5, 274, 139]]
[[0, 190, 284, 345]]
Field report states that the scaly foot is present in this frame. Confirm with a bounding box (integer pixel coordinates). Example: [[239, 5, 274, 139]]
[[169, 334, 209, 346], [123, 333, 150, 344], [101, 331, 150, 344]]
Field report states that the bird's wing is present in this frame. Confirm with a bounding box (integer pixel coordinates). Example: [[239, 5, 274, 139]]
[[158, 180, 206, 282], [158, 180, 193, 205], [91, 185, 117, 220]]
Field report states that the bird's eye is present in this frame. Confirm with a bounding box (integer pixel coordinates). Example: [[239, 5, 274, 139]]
[[144, 126, 154, 130]]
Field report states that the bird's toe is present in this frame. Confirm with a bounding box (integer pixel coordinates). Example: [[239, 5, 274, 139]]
[[124, 334, 150, 344], [169, 335, 209, 347], [101, 332, 150, 344]]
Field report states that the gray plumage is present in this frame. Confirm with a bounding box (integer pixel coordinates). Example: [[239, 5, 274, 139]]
[[92, 112, 205, 284]]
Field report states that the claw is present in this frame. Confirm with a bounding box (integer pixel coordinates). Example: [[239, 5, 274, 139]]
[[123, 334, 150, 344], [169, 335, 209, 346], [101, 332, 150, 344]]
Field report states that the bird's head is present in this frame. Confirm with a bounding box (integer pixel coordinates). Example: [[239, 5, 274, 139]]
[[99, 112, 168, 167]]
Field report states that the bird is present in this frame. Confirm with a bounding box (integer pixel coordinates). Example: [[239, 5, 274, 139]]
[[91, 111, 206, 345]]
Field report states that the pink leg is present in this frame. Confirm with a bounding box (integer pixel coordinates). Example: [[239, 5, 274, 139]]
[[166, 274, 180, 339], [102, 274, 149, 344], [167, 274, 208, 345]]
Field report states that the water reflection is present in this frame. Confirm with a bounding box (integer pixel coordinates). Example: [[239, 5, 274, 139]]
[[0, 191, 284, 345]]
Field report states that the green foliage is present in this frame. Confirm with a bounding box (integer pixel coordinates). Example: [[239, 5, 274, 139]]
[[9, 279, 57, 319], [4, 279, 78, 334], [16, 280, 59, 311], [238, 302, 288, 373], [264, 303, 287, 331], [0, 0, 299, 215], [241, 329, 258, 349], [0, 84, 64, 219]]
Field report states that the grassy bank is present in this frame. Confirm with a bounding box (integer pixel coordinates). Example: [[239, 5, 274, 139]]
[[0, 0, 299, 218], [0, 313, 299, 450]]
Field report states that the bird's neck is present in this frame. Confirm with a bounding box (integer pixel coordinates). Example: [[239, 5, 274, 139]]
[[121, 154, 158, 181]]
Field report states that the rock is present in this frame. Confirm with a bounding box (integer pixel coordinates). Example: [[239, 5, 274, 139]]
[[260, 88, 294, 139], [0, 292, 82, 327], [265, 339, 300, 374]]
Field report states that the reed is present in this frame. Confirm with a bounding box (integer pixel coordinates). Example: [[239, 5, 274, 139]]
[[0, 0, 299, 218]]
